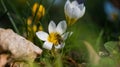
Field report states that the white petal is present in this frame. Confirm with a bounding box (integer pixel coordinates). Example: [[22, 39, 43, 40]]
[[65, 2, 80, 19], [62, 32, 69, 40], [71, 0, 79, 6], [56, 20, 67, 34], [43, 41, 53, 50], [78, 4, 86, 18], [36, 31, 48, 41], [78, 4, 84, 10], [64, 1, 73, 18], [55, 43, 65, 49], [66, 0, 70, 5], [71, 6, 81, 19], [64, 0, 71, 15], [48, 21, 56, 33]]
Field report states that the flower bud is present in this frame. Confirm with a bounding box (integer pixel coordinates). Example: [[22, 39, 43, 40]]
[[32, 3, 45, 20], [64, 0, 85, 25]]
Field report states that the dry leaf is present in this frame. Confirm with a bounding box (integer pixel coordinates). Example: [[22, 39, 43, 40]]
[[84, 41, 100, 65]]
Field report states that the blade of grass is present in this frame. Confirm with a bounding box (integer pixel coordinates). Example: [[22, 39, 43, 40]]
[[95, 30, 104, 51], [41, 0, 56, 31], [7, 0, 24, 24], [1, 0, 20, 34]]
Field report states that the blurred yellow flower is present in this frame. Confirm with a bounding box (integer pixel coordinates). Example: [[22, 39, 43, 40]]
[[27, 17, 37, 32], [33, 25, 37, 32], [38, 25, 43, 31], [27, 25, 37, 32], [27, 17, 32, 25], [32, 2, 45, 20]]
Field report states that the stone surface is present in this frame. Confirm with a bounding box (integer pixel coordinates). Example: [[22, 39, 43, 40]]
[[0, 28, 42, 66]]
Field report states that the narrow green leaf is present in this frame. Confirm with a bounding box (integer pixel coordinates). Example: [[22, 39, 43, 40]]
[[1, 0, 20, 34]]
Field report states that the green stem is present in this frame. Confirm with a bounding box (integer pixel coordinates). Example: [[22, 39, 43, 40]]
[[96, 30, 104, 51], [1, 0, 20, 34]]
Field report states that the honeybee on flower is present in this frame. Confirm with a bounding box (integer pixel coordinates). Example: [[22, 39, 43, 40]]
[[36, 20, 69, 50], [64, 0, 85, 25]]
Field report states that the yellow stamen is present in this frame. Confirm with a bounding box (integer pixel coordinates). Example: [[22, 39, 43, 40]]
[[48, 32, 63, 45]]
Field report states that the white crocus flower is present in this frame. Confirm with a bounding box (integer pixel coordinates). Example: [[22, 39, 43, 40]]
[[36, 20, 68, 50], [64, 0, 85, 25]]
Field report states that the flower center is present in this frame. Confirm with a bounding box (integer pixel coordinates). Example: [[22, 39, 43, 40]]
[[48, 32, 63, 45]]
